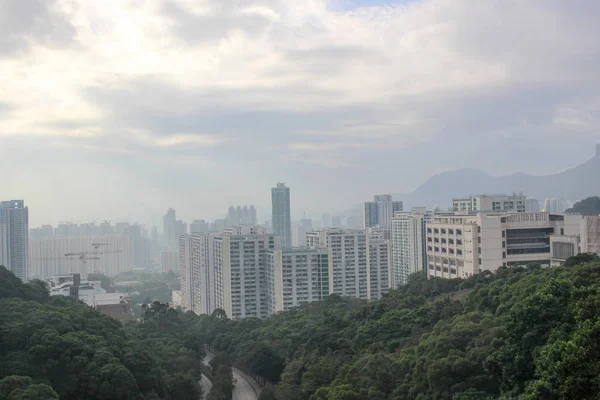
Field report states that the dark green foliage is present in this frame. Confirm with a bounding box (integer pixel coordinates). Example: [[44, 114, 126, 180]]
[[206, 353, 234, 400], [0, 266, 202, 400], [187, 261, 600, 400], [565, 196, 600, 215], [0, 376, 58, 400]]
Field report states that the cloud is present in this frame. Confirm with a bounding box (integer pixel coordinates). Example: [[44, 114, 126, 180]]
[[0, 0, 76, 57], [1, 0, 600, 225]]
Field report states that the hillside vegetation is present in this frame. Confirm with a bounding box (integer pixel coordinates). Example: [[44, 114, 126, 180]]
[[566, 196, 600, 216], [0, 266, 204, 400], [2, 253, 600, 399], [190, 254, 600, 400]]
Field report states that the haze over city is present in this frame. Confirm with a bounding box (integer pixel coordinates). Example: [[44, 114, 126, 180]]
[[2, 0, 599, 227]]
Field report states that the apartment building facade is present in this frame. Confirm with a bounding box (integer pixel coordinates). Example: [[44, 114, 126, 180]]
[[364, 194, 403, 229], [266, 247, 329, 314], [366, 231, 390, 300], [306, 229, 369, 299], [390, 209, 432, 287], [213, 233, 279, 319]]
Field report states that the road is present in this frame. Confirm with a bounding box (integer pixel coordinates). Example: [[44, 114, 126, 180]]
[[202, 350, 260, 400]]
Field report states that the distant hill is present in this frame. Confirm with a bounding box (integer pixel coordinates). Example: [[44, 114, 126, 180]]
[[395, 144, 600, 208], [565, 196, 600, 216]]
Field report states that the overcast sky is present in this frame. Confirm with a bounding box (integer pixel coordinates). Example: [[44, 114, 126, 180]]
[[1, 0, 599, 227]]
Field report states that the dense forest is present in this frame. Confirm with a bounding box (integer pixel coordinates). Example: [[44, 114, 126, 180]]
[[2, 253, 600, 399], [0, 266, 204, 400]]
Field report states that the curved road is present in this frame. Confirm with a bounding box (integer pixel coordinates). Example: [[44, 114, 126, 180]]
[[202, 351, 260, 400]]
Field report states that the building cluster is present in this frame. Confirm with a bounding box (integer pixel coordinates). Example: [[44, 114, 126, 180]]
[[28, 221, 153, 280], [176, 190, 600, 320], [2, 186, 598, 323], [228, 205, 258, 226]]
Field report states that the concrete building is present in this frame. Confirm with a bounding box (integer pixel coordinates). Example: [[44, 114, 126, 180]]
[[390, 208, 432, 288], [223, 226, 267, 236], [426, 212, 581, 279], [161, 249, 178, 273], [48, 274, 132, 321], [550, 235, 581, 266], [163, 208, 177, 248], [366, 231, 390, 300], [0, 200, 29, 281], [213, 233, 280, 320], [29, 234, 134, 279], [266, 247, 330, 314], [543, 198, 568, 213], [452, 194, 526, 213], [526, 198, 541, 212], [179, 234, 214, 315], [363, 194, 403, 229], [272, 183, 292, 248], [581, 216, 600, 255], [190, 220, 209, 234], [306, 229, 369, 299]]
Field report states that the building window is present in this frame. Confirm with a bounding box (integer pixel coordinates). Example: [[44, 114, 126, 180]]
[[502, 252, 506, 258], [441, 229, 446, 234], [502, 241, 506, 248], [478, 258, 482, 265], [478, 237, 481, 244], [450, 268, 457, 274], [502, 230, 505, 238], [457, 229, 462, 235], [449, 229, 454, 235]]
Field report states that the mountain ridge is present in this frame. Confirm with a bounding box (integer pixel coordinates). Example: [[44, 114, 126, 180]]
[[392, 143, 600, 209]]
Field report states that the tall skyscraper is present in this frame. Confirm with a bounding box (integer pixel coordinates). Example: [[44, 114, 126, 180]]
[[0, 200, 29, 281], [390, 208, 432, 288], [363, 194, 403, 228], [190, 220, 209, 233], [272, 183, 292, 248], [163, 208, 177, 248]]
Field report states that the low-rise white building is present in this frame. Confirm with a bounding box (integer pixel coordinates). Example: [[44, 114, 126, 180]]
[[426, 212, 581, 279], [452, 194, 526, 213]]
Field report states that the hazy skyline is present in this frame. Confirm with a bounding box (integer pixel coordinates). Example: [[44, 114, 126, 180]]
[[2, 0, 599, 227]]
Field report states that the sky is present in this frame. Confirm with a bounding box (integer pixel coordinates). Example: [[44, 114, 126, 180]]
[[1, 0, 599, 227]]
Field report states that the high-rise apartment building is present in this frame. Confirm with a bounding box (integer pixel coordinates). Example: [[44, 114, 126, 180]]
[[363, 194, 403, 228], [213, 233, 279, 319], [366, 231, 390, 300], [190, 220, 209, 234], [306, 229, 369, 299], [543, 198, 568, 213], [426, 212, 581, 279], [525, 198, 541, 212], [227, 205, 258, 225], [452, 194, 526, 213], [30, 234, 134, 279], [179, 233, 214, 315], [0, 200, 29, 280], [390, 208, 432, 288], [266, 247, 329, 314], [272, 183, 291, 248]]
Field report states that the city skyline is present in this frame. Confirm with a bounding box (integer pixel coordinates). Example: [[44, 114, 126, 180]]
[[2, 1, 599, 227]]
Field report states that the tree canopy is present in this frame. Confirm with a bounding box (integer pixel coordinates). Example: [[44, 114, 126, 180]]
[[565, 196, 600, 215]]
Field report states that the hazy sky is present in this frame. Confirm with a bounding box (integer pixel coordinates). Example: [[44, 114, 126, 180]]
[[2, 0, 599, 227]]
